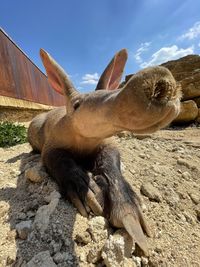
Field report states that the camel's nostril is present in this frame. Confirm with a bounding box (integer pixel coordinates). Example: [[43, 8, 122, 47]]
[[152, 79, 174, 104]]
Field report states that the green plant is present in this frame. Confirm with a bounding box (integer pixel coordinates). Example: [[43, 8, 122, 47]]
[[0, 121, 27, 147]]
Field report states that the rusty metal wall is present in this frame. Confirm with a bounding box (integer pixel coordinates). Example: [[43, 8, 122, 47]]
[[0, 29, 65, 106]]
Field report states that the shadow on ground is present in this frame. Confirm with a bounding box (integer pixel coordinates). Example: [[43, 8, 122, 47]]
[[0, 151, 80, 266]]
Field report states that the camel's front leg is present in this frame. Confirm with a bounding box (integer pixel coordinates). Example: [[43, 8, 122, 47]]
[[42, 148, 103, 217], [92, 145, 150, 255]]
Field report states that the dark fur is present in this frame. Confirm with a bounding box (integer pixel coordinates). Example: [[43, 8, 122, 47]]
[[43, 145, 140, 220]]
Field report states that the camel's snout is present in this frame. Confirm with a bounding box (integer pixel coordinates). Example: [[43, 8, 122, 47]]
[[145, 78, 178, 106]]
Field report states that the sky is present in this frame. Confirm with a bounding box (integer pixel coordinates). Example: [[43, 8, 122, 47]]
[[1, 0, 200, 92]]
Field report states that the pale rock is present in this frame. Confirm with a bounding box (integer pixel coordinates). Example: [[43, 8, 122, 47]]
[[88, 216, 109, 242], [182, 171, 192, 181], [112, 229, 134, 258], [124, 258, 137, 267], [26, 251, 56, 267], [140, 183, 162, 202], [102, 230, 134, 267], [87, 243, 104, 263], [33, 192, 60, 233], [164, 188, 180, 206], [162, 55, 200, 100], [132, 256, 142, 267], [102, 234, 124, 267], [87, 216, 109, 263], [53, 252, 66, 264], [190, 193, 200, 204], [141, 256, 149, 266], [173, 100, 198, 123], [16, 220, 32, 239], [79, 252, 87, 262], [183, 211, 196, 224], [177, 158, 191, 168], [121, 162, 126, 171], [45, 190, 61, 203]]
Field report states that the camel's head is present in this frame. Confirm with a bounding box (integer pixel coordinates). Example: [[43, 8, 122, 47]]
[[40, 49, 181, 140]]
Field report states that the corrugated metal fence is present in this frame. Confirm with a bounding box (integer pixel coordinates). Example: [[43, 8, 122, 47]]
[[0, 28, 65, 107]]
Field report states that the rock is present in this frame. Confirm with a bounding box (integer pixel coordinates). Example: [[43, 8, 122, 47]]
[[140, 183, 162, 202], [26, 211, 35, 218], [181, 78, 200, 100], [139, 153, 146, 159], [53, 252, 67, 264], [24, 199, 39, 212], [132, 256, 142, 267], [102, 230, 135, 267], [177, 159, 190, 168], [15, 220, 32, 239], [173, 100, 198, 123], [87, 216, 109, 263], [26, 251, 56, 267], [45, 190, 61, 203], [33, 191, 60, 233], [182, 171, 192, 181], [176, 213, 187, 222], [88, 216, 109, 242], [183, 211, 196, 224], [164, 187, 180, 206], [141, 256, 149, 266], [121, 162, 126, 171], [50, 240, 62, 254], [25, 164, 47, 183], [102, 234, 125, 267], [87, 243, 104, 263], [194, 97, 200, 108], [190, 193, 200, 204], [196, 108, 200, 123], [195, 205, 200, 221], [17, 212, 27, 220], [129, 169, 136, 175], [113, 229, 134, 257], [123, 55, 200, 124], [162, 55, 200, 100], [75, 231, 91, 245], [124, 258, 137, 267], [79, 252, 87, 262]]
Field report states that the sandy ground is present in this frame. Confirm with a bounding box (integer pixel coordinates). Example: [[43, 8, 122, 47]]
[[0, 126, 200, 267]]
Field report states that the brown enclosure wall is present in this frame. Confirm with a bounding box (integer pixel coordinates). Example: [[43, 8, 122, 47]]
[[0, 29, 65, 106]]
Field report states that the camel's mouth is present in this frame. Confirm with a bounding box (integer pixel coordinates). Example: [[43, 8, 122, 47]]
[[117, 98, 181, 134]]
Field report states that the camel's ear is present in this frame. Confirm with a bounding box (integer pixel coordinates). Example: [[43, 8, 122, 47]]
[[95, 49, 128, 90], [40, 49, 76, 97]]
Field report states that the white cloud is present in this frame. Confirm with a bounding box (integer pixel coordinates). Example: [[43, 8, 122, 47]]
[[141, 45, 194, 68], [179, 21, 200, 40], [134, 42, 151, 63], [81, 72, 99, 85]]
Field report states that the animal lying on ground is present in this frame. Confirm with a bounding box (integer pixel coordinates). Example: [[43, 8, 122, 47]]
[[28, 48, 182, 255]]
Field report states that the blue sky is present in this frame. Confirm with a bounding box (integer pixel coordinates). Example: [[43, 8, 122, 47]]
[[1, 0, 200, 92]]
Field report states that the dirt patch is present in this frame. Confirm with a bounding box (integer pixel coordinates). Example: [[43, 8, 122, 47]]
[[0, 127, 200, 266]]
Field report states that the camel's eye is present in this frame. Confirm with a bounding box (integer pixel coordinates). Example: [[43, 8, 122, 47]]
[[73, 100, 81, 110]]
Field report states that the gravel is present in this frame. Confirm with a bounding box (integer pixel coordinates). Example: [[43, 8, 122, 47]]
[[0, 128, 200, 266]]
